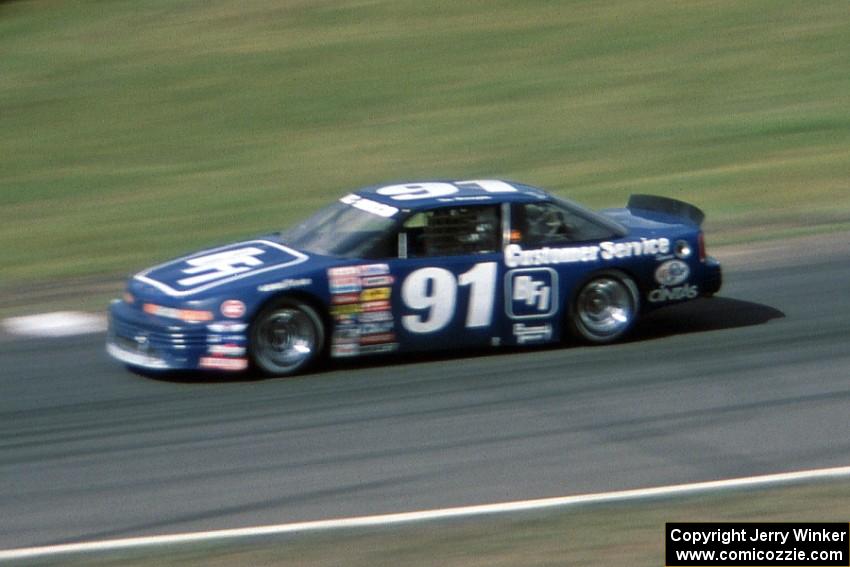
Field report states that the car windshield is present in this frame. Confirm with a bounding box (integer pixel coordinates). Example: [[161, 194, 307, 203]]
[[280, 197, 399, 258]]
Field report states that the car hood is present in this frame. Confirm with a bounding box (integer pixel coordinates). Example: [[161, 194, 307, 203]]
[[130, 237, 320, 301]]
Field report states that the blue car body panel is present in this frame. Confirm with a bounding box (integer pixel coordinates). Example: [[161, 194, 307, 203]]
[[107, 180, 722, 372]]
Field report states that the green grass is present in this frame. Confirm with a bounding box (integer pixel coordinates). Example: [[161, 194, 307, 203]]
[[26, 480, 850, 567], [2, 0, 849, 283]]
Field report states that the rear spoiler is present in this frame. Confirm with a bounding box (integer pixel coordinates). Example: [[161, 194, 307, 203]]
[[627, 194, 705, 227]]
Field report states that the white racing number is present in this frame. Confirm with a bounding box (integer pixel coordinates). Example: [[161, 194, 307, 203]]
[[401, 262, 497, 333], [377, 183, 458, 201], [376, 180, 518, 201], [401, 268, 456, 333], [458, 262, 497, 327]]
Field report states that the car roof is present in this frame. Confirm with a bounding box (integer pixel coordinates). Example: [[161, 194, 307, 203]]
[[353, 179, 550, 210]]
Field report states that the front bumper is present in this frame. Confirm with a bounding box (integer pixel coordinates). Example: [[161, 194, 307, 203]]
[[106, 301, 248, 372]]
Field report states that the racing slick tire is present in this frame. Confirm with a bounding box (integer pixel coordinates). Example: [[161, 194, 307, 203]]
[[249, 298, 325, 376], [569, 270, 640, 344]]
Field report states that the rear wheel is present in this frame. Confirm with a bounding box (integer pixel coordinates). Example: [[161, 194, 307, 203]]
[[569, 271, 639, 344], [250, 298, 324, 376]]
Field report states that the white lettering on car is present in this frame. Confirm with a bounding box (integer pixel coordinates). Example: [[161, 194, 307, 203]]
[[512, 323, 553, 344], [505, 268, 558, 319], [599, 238, 670, 260], [513, 275, 551, 312], [504, 244, 599, 268], [504, 238, 670, 268], [648, 284, 699, 303]]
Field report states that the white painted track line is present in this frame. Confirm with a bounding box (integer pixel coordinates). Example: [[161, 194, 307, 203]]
[[1, 311, 106, 338], [1, 465, 848, 562]]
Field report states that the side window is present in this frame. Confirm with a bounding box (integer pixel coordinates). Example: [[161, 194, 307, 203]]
[[403, 205, 500, 257], [512, 202, 616, 246]]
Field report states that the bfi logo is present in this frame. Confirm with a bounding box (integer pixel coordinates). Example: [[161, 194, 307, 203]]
[[178, 247, 266, 287], [507, 268, 558, 319]]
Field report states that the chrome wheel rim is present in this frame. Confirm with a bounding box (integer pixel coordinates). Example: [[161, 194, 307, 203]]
[[254, 308, 317, 373], [576, 278, 634, 337]]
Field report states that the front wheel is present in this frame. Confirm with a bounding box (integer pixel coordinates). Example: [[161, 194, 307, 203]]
[[250, 298, 325, 376], [569, 271, 639, 344]]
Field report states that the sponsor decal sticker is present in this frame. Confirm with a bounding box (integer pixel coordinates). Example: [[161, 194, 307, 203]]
[[358, 263, 390, 276], [133, 333, 150, 351], [513, 323, 553, 344], [329, 275, 361, 294], [143, 303, 214, 322], [330, 283, 361, 294], [331, 303, 361, 316], [208, 333, 248, 344], [360, 322, 395, 335], [361, 275, 394, 287], [331, 343, 359, 357], [207, 344, 246, 356], [504, 243, 598, 268], [333, 326, 361, 341], [359, 343, 399, 354], [207, 322, 248, 333], [220, 300, 246, 319], [179, 247, 266, 288], [358, 310, 393, 323], [328, 263, 396, 356], [654, 260, 690, 286], [506, 268, 558, 319], [648, 284, 699, 303], [207, 335, 246, 345], [504, 238, 670, 269], [436, 195, 493, 203], [135, 240, 307, 297], [360, 332, 396, 345], [328, 266, 359, 278], [599, 238, 670, 260], [360, 287, 391, 302], [362, 300, 391, 312], [334, 313, 357, 325], [257, 277, 312, 293], [331, 292, 361, 305], [199, 357, 248, 371]]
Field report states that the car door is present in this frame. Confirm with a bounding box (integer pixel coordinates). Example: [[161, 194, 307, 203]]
[[388, 204, 507, 353], [503, 200, 625, 345]]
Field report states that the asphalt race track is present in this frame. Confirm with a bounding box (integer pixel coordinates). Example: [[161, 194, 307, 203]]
[[1, 237, 849, 549]]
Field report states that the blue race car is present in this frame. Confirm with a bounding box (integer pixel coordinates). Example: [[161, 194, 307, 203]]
[[107, 180, 722, 376]]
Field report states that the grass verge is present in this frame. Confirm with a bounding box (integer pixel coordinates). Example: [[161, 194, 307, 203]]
[[16, 479, 849, 567], [2, 1, 849, 284]]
